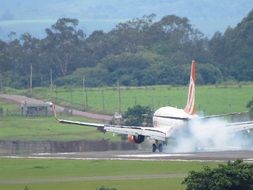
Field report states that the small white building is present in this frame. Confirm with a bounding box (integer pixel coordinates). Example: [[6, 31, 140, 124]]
[[21, 102, 53, 116]]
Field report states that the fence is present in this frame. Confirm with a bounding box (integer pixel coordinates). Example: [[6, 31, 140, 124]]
[[41, 85, 250, 115]]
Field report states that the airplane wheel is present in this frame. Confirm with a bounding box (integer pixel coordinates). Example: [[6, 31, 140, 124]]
[[158, 143, 163, 152], [152, 144, 157, 152]]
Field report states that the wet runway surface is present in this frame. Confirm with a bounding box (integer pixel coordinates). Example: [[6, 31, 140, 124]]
[[4, 150, 253, 162]]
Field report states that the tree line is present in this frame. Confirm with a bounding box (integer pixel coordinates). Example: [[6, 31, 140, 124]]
[[0, 10, 253, 88]]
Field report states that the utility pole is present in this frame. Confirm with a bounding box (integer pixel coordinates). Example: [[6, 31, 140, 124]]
[[83, 75, 88, 109], [101, 89, 105, 111], [29, 64, 33, 94], [0, 73, 2, 91], [117, 80, 121, 113], [50, 68, 53, 91], [70, 87, 73, 107], [55, 86, 58, 103]]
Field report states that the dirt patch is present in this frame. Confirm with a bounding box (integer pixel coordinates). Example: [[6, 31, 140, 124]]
[[0, 97, 18, 104]]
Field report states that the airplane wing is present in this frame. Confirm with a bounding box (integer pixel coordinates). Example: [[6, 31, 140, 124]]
[[57, 118, 105, 127], [104, 125, 167, 141], [57, 118, 167, 141], [198, 112, 253, 133], [225, 121, 253, 133], [200, 111, 250, 120], [53, 105, 167, 141]]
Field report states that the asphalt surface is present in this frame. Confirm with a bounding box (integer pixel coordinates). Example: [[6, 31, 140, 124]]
[[2, 150, 252, 162]]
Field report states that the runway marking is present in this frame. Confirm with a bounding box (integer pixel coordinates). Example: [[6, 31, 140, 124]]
[[0, 155, 188, 161], [1, 150, 253, 162], [244, 158, 253, 163], [0, 174, 186, 184], [118, 153, 194, 158], [32, 152, 79, 156], [0, 155, 225, 163]]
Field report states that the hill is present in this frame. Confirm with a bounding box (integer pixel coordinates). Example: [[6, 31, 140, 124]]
[[1, 0, 253, 39]]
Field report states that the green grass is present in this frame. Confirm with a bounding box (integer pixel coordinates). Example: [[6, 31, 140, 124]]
[[0, 98, 119, 141], [15, 84, 253, 115], [0, 99, 20, 115], [0, 115, 119, 141], [0, 179, 184, 190], [0, 158, 220, 190]]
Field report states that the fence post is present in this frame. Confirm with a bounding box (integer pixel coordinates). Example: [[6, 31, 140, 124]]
[[118, 80, 121, 113], [101, 89, 105, 111]]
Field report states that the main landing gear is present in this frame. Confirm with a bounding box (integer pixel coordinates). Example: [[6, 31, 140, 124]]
[[152, 140, 163, 152]]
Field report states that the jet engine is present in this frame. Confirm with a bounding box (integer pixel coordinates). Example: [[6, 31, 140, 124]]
[[128, 135, 145, 144]]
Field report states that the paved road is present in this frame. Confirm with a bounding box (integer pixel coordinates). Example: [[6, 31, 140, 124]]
[[0, 94, 112, 121]]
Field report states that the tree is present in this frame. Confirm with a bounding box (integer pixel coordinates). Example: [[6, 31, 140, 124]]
[[124, 105, 153, 126], [210, 10, 253, 82], [247, 98, 253, 112], [20, 33, 42, 86], [100, 52, 152, 86], [182, 160, 253, 190], [111, 14, 156, 53], [197, 63, 222, 84], [3, 10, 253, 88], [146, 15, 206, 65], [44, 18, 86, 76]]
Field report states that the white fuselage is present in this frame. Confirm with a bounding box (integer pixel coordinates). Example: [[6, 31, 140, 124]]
[[152, 106, 196, 137]]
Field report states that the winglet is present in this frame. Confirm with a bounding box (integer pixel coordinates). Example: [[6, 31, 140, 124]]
[[184, 60, 196, 115]]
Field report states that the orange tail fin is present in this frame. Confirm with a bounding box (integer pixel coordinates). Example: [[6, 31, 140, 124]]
[[184, 60, 196, 115]]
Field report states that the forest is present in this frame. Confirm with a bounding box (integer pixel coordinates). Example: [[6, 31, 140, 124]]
[[0, 9, 253, 88]]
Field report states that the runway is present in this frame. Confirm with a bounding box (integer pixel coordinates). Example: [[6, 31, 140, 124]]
[[3, 150, 253, 162]]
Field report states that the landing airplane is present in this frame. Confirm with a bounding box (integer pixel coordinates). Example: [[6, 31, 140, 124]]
[[54, 60, 253, 152]]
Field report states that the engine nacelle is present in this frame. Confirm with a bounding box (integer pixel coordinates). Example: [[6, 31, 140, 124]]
[[128, 135, 145, 144]]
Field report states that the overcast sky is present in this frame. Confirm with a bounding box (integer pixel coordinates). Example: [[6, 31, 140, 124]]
[[0, 0, 253, 40]]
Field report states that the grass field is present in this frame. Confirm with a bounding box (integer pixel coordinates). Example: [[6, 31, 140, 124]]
[[0, 158, 220, 190], [0, 116, 120, 141], [1, 179, 184, 190], [0, 115, 120, 141], [0, 99, 119, 141], [15, 84, 253, 115]]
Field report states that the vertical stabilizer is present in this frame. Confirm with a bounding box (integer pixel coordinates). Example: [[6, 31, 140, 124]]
[[184, 60, 196, 115]]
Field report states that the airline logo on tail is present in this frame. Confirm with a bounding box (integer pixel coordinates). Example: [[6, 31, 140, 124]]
[[184, 60, 196, 115]]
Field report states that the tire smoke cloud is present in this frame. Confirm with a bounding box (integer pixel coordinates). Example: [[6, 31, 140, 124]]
[[167, 118, 252, 153]]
